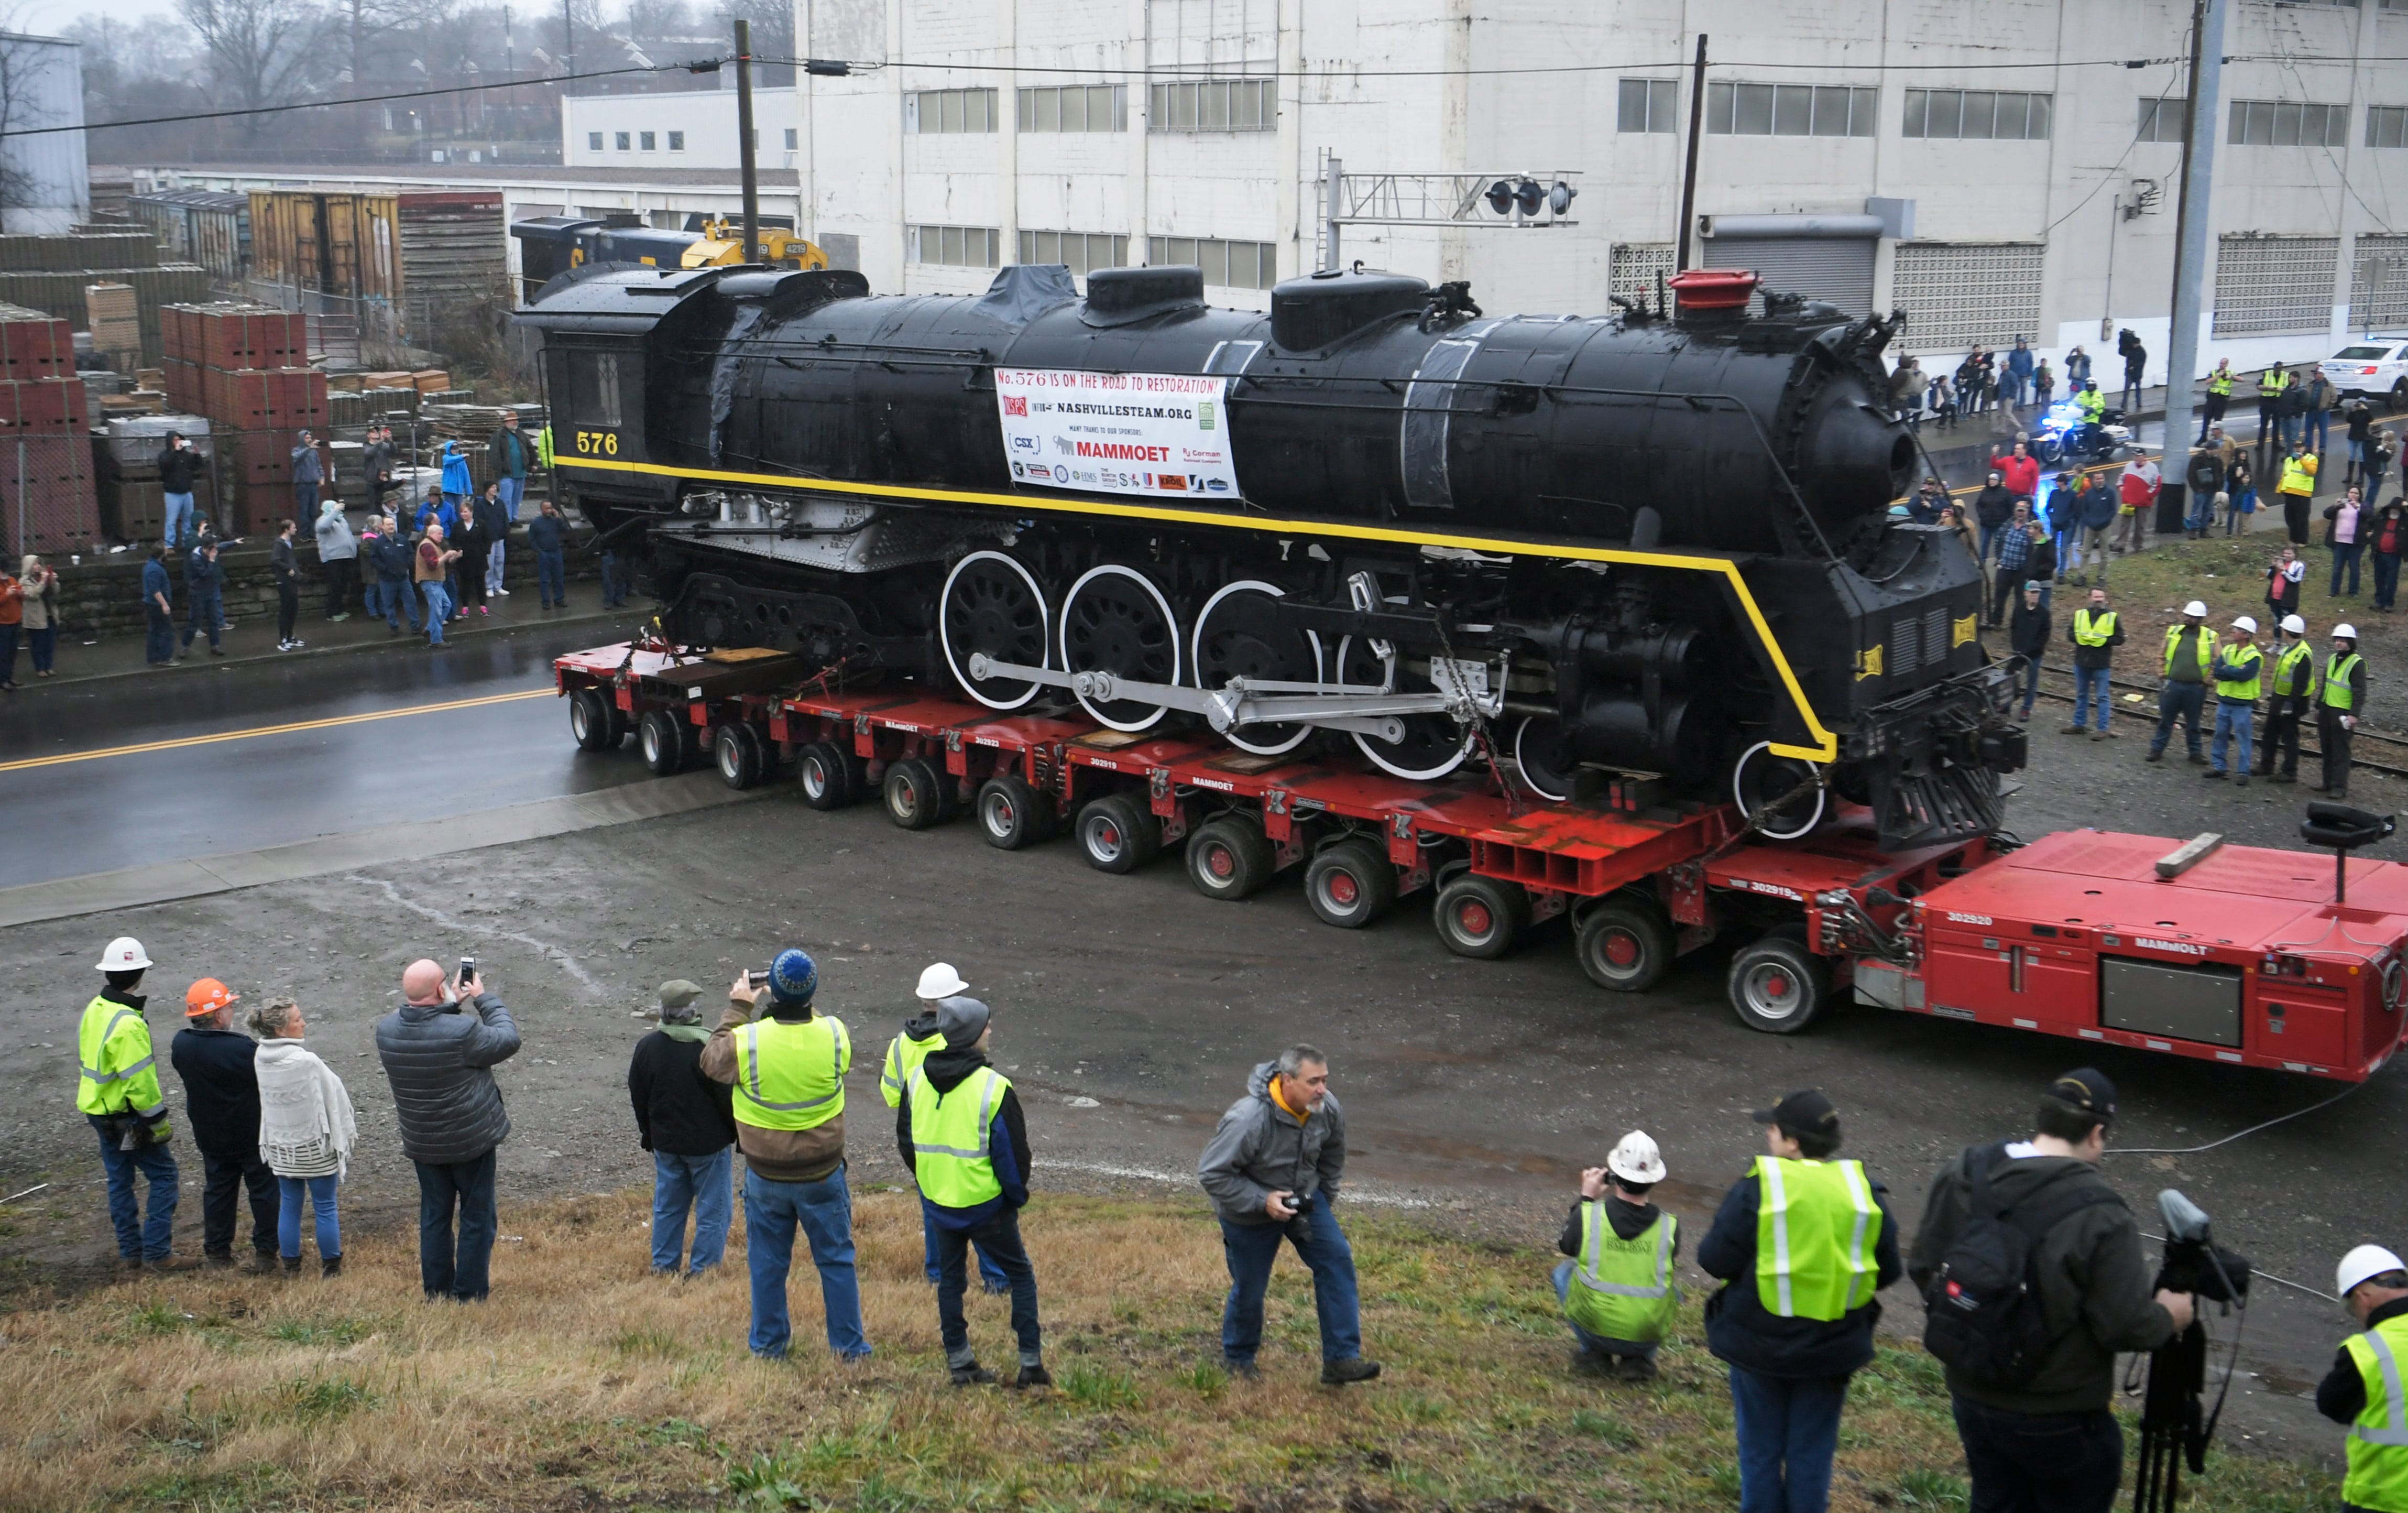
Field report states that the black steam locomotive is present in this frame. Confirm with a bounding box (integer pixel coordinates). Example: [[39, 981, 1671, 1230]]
[[519, 260, 2019, 850]]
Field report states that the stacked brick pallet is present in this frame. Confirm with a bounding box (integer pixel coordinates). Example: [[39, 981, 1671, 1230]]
[[0, 300, 97, 549], [161, 302, 327, 531]]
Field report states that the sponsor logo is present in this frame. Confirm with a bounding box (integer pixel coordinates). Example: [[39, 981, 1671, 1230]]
[[1010, 461, 1024, 477], [1205, 477, 1231, 492], [1197, 399, 1215, 431], [2132, 938, 2209, 957], [1053, 465, 1069, 482], [1002, 395, 1028, 417], [1052, 436, 1075, 456], [1158, 474, 1188, 491], [1946, 912, 1993, 925], [1010, 434, 1038, 453], [1075, 440, 1173, 462]]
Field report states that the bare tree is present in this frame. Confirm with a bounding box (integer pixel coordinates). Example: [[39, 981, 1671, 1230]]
[[177, 0, 329, 136], [716, 0, 791, 84]]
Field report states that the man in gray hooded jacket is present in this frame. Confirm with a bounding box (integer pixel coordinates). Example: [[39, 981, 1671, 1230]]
[[1197, 1044, 1381, 1385], [376, 957, 520, 1301]]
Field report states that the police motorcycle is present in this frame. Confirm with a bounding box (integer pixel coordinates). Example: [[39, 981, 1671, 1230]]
[[2033, 396, 2134, 465]]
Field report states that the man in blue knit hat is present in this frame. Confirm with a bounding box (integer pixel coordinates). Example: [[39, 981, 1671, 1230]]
[[702, 946, 869, 1362]]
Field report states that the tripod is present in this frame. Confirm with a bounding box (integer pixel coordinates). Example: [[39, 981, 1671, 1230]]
[[2131, 1321, 2208, 1512]]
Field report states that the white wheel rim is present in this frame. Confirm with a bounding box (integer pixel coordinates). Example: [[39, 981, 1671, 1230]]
[[1733, 741, 1826, 842], [643, 720, 664, 764], [1336, 635, 1474, 780], [803, 758, 827, 798], [1745, 961, 1804, 1021], [983, 791, 1014, 839], [1190, 580, 1321, 757], [942, 550, 1049, 711], [1086, 814, 1124, 863], [1060, 564, 1180, 732], [572, 701, 593, 741], [719, 734, 741, 779], [1513, 715, 1572, 802]]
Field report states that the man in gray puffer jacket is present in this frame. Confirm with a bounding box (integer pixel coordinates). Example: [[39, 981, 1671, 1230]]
[[376, 957, 521, 1301], [1197, 1044, 1380, 1386]]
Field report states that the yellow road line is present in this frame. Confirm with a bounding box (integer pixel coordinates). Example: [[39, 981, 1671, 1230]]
[[0, 688, 555, 775]]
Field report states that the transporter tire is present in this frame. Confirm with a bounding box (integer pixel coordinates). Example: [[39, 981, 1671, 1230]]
[[570, 688, 616, 751], [1575, 900, 1674, 993], [1726, 933, 1831, 1035], [976, 775, 1054, 850], [639, 709, 687, 776], [1305, 836, 1397, 928], [1432, 875, 1531, 960], [1186, 816, 1275, 901], [795, 741, 859, 810], [883, 757, 948, 831], [714, 724, 763, 790], [1077, 791, 1160, 874]]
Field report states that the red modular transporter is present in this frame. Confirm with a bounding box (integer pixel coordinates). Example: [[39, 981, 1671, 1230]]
[[556, 643, 2407, 1083]]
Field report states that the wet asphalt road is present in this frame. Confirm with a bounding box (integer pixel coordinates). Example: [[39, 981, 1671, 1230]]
[[0, 624, 637, 888]]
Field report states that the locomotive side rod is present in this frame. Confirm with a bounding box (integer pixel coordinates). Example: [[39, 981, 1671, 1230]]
[[964, 652, 1518, 742]]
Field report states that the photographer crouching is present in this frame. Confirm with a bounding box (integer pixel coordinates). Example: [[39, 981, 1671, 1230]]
[[2323, 1244, 2408, 1513], [1909, 1070, 2195, 1512]]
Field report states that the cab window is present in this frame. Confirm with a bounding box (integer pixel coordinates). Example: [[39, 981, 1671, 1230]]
[[568, 351, 621, 427]]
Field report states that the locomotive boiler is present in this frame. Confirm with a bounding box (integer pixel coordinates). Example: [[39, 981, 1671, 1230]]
[[520, 259, 2020, 851]]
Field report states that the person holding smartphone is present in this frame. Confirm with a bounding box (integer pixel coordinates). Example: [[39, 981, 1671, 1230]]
[[375, 956, 521, 1301]]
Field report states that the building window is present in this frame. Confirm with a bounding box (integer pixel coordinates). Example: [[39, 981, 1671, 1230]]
[[615, 132, 630, 151], [639, 131, 656, 150], [665, 130, 684, 151], [2229, 99, 2349, 147], [2215, 234, 2340, 335], [2370, 106, 2408, 148], [1891, 243, 2046, 353], [785, 128, 798, 149], [1017, 230, 1131, 275], [1146, 236, 1275, 290], [1902, 89, 2051, 141], [1148, 79, 1275, 132], [1705, 82, 1876, 138], [905, 89, 999, 134], [908, 224, 1001, 268], [587, 132, 603, 151], [1019, 84, 1129, 133], [2138, 99, 2187, 143], [1607, 243, 1676, 307], [1617, 79, 1679, 134]]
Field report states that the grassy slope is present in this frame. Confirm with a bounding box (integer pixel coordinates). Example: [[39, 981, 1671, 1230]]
[[0, 1189, 2336, 1513]]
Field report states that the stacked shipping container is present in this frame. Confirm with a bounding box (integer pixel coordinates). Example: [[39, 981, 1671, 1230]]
[[160, 302, 327, 531], [0, 301, 98, 550]]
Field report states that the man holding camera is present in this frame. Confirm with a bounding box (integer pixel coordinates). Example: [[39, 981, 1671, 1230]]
[[376, 958, 521, 1302], [702, 949, 870, 1363], [2322, 1244, 2408, 1513], [1910, 1069, 2194, 1513], [1698, 1089, 1901, 1513], [76, 937, 202, 1272], [1197, 1044, 1381, 1385]]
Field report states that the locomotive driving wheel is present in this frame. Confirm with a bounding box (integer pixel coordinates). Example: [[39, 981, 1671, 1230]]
[[1191, 580, 1322, 756], [1060, 564, 1182, 731], [1334, 636, 1475, 781], [941, 550, 1051, 710]]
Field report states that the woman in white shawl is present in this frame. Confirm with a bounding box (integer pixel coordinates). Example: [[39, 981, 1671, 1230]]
[[249, 997, 358, 1277]]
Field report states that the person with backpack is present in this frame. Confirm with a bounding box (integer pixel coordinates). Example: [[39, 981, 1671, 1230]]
[[1697, 1090, 1902, 1513], [1909, 1069, 2195, 1513]]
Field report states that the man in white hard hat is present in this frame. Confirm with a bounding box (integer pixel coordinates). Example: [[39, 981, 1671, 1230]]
[[75, 937, 200, 1272], [2318, 624, 2371, 798], [2206, 615, 2263, 784], [2319, 1244, 2408, 1513], [881, 963, 1005, 1293], [1553, 1130, 1680, 1381], [2258, 612, 2318, 783], [2146, 601, 2216, 766]]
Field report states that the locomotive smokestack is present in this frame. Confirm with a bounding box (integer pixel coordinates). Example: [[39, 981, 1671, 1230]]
[[1666, 269, 1757, 322]]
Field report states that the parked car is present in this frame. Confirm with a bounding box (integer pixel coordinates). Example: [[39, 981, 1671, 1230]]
[[2319, 341, 2408, 403]]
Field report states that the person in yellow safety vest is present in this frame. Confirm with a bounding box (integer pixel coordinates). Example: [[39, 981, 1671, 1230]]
[[2260, 364, 2293, 444], [2259, 613, 2319, 783], [2064, 587, 2126, 737], [2147, 600, 2217, 765], [700, 948, 870, 1362], [2318, 624, 2371, 798], [883, 962, 1009, 1294], [2198, 358, 2237, 446], [78, 936, 201, 1272], [1553, 1129, 1680, 1381], [535, 424, 555, 469], [2207, 615, 2263, 782], [2322, 1244, 2408, 1513], [897, 994, 1048, 1389], [2278, 441, 2321, 547], [1699, 1091, 1901, 1513]]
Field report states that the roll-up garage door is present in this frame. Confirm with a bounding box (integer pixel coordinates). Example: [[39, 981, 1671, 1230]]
[[1700, 213, 1879, 313]]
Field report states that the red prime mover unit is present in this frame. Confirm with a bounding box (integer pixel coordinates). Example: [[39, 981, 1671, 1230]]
[[554, 644, 2408, 1083]]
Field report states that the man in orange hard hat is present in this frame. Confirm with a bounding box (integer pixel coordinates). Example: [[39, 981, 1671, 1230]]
[[170, 977, 281, 1271]]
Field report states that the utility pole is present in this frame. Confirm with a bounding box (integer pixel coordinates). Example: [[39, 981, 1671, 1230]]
[[735, 16, 760, 264], [2162, 0, 2228, 484], [560, 0, 574, 80], [1675, 34, 1708, 272]]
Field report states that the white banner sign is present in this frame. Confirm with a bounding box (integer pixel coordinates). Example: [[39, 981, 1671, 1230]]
[[994, 367, 1240, 501]]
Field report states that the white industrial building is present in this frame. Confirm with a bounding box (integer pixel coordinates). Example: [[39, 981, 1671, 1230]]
[[740, 0, 2408, 388], [561, 85, 805, 174], [0, 31, 87, 233]]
